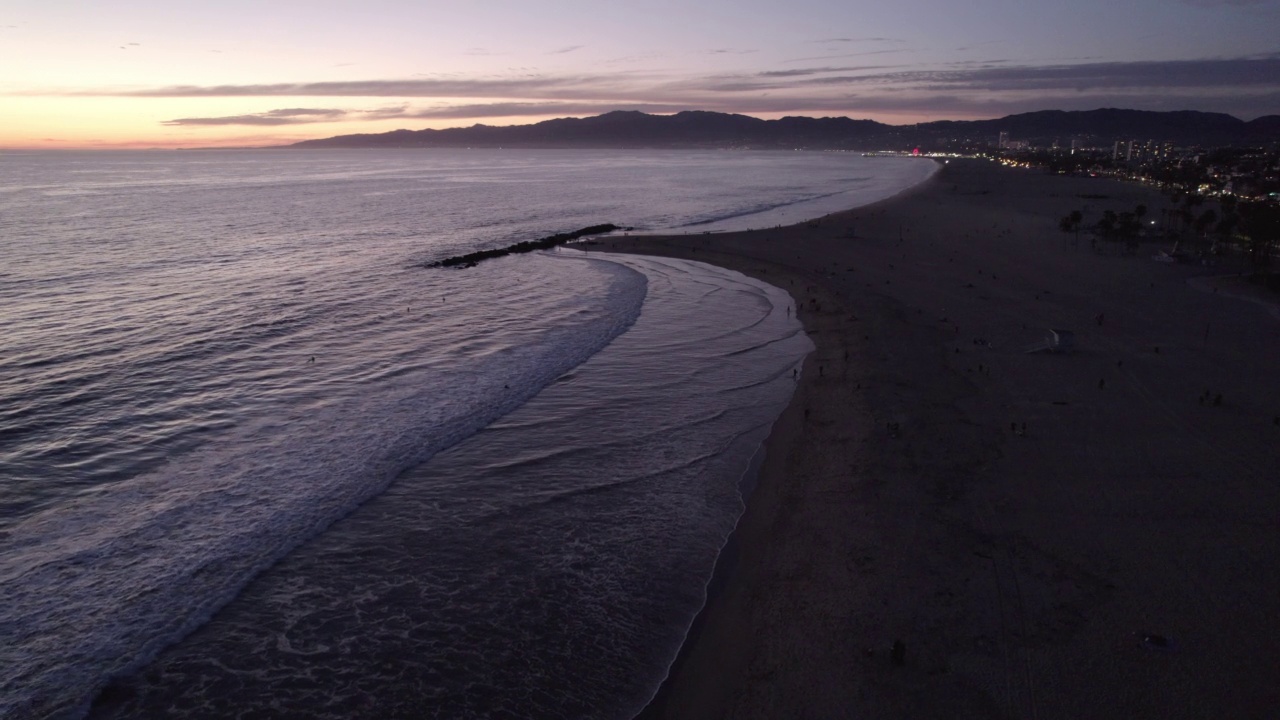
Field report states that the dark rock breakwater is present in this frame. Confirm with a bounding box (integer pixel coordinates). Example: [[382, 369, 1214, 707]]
[[428, 225, 622, 268]]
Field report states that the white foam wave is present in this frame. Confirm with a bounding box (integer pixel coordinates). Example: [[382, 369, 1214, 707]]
[[0, 256, 646, 720]]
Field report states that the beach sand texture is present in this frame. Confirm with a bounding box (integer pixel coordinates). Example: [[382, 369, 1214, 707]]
[[591, 158, 1280, 719]]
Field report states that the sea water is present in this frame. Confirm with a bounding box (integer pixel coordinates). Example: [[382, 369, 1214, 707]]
[[0, 148, 935, 718]]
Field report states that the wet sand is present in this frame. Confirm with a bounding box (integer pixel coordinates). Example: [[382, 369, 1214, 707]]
[[586, 158, 1280, 719]]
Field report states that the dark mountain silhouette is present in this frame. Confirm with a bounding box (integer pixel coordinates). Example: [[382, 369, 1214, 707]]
[[287, 109, 1280, 150], [911, 109, 1273, 146]]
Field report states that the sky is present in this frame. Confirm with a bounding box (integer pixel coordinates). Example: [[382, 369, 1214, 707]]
[[2, 0, 1278, 148]]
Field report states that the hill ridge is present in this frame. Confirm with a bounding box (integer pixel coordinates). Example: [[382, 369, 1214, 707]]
[[287, 109, 1280, 150]]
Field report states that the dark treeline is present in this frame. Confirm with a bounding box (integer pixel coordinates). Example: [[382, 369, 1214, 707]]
[[427, 224, 622, 268]]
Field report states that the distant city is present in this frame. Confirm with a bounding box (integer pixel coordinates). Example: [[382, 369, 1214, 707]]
[[286, 108, 1280, 276], [289, 109, 1280, 203], [932, 134, 1280, 283], [975, 134, 1278, 202]]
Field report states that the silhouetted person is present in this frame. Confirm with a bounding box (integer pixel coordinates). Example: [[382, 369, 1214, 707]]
[[891, 640, 906, 666]]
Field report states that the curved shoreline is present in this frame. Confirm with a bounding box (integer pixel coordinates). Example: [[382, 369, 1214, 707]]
[[619, 164, 944, 719], [590, 158, 1280, 718], [627, 157, 942, 237]]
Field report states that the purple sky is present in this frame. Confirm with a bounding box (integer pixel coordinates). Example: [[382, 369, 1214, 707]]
[[2, 0, 1277, 147]]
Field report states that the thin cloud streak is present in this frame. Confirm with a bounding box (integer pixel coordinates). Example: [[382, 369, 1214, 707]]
[[158, 86, 1280, 130], [32, 54, 1280, 130], [783, 49, 911, 63], [1181, 0, 1278, 6], [165, 107, 365, 126], [854, 57, 1280, 91], [397, 102, 694, 119], [756, 65, 901, 78], [815, 37, 905, 43], [78, 76, 647, 98], [161, 102, 696, 127], [51, 56, 1280, 100]]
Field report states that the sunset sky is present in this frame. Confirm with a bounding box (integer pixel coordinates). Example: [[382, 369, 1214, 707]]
[[2, 0, 1278, 148]]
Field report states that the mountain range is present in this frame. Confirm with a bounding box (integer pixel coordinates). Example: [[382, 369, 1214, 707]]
[[287, 109, 1280, 151]]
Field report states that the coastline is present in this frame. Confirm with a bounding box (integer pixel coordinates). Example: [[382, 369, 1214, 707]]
[[588, 158, 1280, 718]]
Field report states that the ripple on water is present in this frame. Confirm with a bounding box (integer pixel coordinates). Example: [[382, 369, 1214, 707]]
[[82, 253, 812, 720]]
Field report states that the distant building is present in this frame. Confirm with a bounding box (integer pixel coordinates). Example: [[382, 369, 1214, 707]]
[[998, 131, 1010, 149]]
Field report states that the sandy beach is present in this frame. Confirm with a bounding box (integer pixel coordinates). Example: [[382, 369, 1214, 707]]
[[587, 158, 1280, 719]]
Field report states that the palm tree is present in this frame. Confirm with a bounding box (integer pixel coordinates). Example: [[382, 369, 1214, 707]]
[[1241, 202, 1280, 276], [1059, 210, 1084, 246]]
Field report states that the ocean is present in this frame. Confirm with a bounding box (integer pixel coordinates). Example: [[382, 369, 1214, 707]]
[[0, 148, 936, 718]]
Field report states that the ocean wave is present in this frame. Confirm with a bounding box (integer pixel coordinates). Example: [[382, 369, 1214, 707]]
[[0, 256, 647, 720]]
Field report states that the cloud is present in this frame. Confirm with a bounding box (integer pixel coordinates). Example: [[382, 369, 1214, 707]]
[[362, 104, 411, 119], [159, 102, 695, 127], [815, 37, 904, 43], [164, 115, 307, 126], [36, 53, 1280, 130], [861, 56, 1280, 92], [548, 45, 584, 55], [756, 66, 898, 78], [397, 101, 694, 119], [163, 107, 348, 126], [1181, 0, 1277, 5], [820, 90, 1280, 121], [59, 56, 1280, 102], [953, 40, 1003, 52], [268, 108, 346, 116], [947, 59, 1012, 67], [783, 49, 911, 63], [103, 76, 634, 98]]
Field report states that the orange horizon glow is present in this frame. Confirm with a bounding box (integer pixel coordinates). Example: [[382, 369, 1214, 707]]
[[0, 97, 1007, 151], [2, 1, 1275, 150]]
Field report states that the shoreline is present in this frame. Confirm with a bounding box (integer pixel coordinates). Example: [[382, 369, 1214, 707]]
[[620, 175, 945, 719], [588, 158, 1280, 718]]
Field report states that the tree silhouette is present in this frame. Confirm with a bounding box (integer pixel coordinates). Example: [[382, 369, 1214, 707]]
[[1240, 202, 1280, 274], [1194, 209, 1218, 238], [1059, 210, 1084, 245], [1098, 210, 1118, 237]]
